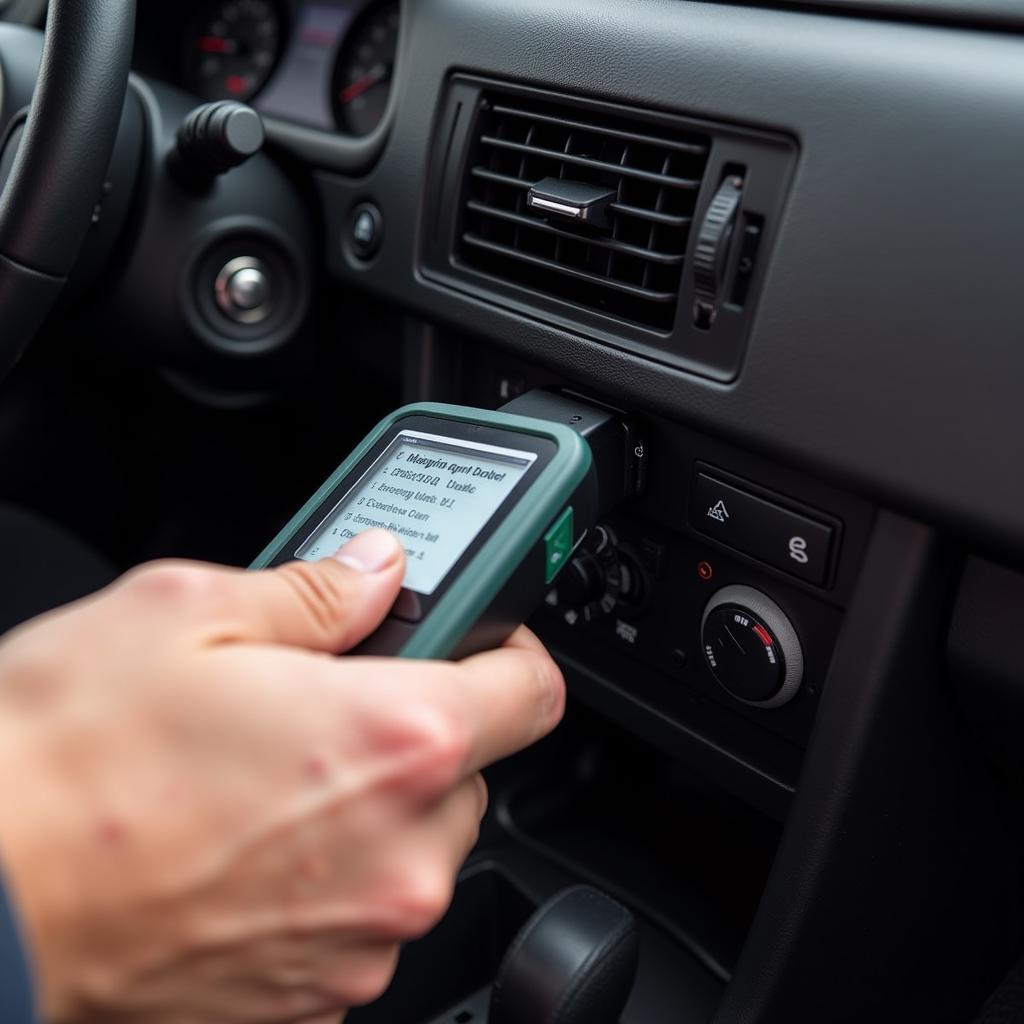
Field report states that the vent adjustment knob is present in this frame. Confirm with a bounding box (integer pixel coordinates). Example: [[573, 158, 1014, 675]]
[[692, 175, 744, 327]]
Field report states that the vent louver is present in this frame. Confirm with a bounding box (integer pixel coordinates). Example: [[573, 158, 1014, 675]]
[[458, 94, 711, 332]]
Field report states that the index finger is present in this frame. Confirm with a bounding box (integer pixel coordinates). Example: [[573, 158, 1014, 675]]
[[444, 635, 566, 774], [500, 624, 550, 655], [455, 643, 565, 773], [326, 632, 565, 778]]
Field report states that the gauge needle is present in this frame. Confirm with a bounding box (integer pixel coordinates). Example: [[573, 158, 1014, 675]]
[[338, 64, 391, 105], [198, 36, 240, 55], [723, 624, 746, 653]]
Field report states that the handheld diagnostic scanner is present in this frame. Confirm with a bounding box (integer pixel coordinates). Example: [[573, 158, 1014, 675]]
[[251, 392, 642, 659]]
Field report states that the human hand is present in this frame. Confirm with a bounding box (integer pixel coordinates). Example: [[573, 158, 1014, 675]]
[[0, 529, 565, 1023]]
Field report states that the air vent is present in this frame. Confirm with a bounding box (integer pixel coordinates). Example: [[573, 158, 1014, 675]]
[[423, 77, 796, 381], [458, 93, 711, 333]]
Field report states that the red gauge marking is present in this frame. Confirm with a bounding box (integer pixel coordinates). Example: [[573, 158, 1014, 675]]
[[198, 36, 236, 54], [338, 74, 377, 105], [753, 623, 774, 647], [338, 65, 390, 106], [225, 74, 248, 95]]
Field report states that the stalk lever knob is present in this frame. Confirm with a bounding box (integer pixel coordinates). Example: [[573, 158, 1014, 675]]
[[169, 101, 265, 193]]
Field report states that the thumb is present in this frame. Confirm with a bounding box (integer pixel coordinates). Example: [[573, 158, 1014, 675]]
[[226, 529, 406, 653]]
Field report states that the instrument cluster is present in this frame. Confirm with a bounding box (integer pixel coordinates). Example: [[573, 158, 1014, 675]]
[[175, 0, 399, 136]]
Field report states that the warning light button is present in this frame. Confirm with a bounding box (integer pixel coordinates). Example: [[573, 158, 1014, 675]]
[[690, 469, 836, 587]]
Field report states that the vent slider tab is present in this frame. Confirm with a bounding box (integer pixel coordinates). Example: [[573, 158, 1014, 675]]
[[527, 177, 617, 229]]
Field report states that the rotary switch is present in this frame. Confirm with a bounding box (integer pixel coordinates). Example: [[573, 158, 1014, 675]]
[[549, 525, 645, 624], [700, 585, 803, 708]]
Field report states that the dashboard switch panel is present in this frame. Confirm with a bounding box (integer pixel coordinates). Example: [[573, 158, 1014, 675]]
[[691, 468, 836, 586]]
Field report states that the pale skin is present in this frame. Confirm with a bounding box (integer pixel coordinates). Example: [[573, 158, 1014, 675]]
[[0, 528, 566, 1024]]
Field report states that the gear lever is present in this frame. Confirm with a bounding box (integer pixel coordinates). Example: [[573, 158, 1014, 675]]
[[488, 886, 639, 1024]]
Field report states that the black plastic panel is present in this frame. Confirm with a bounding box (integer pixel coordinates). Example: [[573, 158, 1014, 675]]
[[713, 514, 1018, 1023], [444, 340, 875, 817], [535, 517, 842, 814], [690, 465, 839, 588], [949, 557, 1024, 788]]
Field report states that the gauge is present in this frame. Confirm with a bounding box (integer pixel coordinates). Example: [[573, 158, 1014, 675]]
[[330, 0, 400, 137], [183, 0, 284, 103], [700, 585, 804, 709]]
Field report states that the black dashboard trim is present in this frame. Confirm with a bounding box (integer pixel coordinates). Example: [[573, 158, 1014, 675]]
[[715, 513, 1015, 1021]]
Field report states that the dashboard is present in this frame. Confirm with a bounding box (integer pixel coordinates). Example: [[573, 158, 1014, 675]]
[[134, 0, 399, 137]]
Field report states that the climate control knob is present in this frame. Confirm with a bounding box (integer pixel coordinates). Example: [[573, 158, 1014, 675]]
[[558, 550, 607, 611], [547, 525, 647, 624], [700, 585, 803, 708]]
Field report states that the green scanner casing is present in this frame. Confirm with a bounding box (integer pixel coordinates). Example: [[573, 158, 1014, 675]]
[[250, 402, 596, 660]]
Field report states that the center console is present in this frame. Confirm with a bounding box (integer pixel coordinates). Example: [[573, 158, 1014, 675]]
[[341, 321, 1018, 1024], [343, 328, 843, 1018], [464, 340, 873, 819]]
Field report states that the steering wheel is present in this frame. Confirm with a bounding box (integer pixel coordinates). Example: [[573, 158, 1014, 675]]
[[0, 0, 134, 378]]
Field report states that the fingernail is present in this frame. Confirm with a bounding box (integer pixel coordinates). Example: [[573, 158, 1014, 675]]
[[333, 529, 402, 574]]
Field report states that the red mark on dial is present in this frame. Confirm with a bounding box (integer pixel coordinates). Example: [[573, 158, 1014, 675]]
[[225, 74, 248, 96], [339, 75, 377, 105], [753, 623, 774, 647], [198, 36, 236, 54], [338, 65, 390, 106]]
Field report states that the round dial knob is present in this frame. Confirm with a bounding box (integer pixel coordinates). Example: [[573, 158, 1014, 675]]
[[548, 525, 646, 623], [559, 550, 607, 610], [700, 585, 803, 708]]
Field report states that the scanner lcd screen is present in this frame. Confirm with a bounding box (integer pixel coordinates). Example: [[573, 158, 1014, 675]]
[[295, 430, 537, 594]]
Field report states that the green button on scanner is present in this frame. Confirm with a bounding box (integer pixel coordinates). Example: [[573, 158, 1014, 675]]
[[544, 506, 574, 585]]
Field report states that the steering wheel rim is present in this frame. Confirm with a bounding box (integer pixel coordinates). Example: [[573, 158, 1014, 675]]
[[0, 0, 135, 377]]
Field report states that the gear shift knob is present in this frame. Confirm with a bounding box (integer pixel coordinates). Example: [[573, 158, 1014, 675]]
[[489, 886, 638, 1024]]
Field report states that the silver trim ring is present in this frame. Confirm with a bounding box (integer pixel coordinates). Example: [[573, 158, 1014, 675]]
[[214, 256, 273, 326]]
